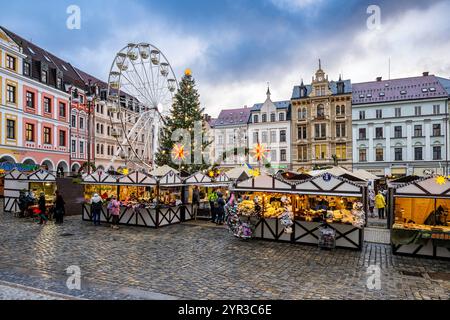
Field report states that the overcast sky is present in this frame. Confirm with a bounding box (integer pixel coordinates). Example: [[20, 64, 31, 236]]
[[2, 0, 450, 116]]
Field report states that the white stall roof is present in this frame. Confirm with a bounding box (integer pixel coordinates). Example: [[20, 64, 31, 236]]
[[82, 170, 119, 184], [353, 169, 380, 181], [158, 170, 183, 186], [235, 174, 293, 192], [150, 165, 180, 177], [225, 166, 251, 180], [395, 176, 450, 197], [294, 174, 363, 197], [184, 172, 212, 185], [117, 171, 157, 186], [4, 169, 55, 182]]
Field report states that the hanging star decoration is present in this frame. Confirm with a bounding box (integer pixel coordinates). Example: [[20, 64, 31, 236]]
[[185, 68, 192, 76], [172, 144, 187, 162], [252, 143, 268, 162], [248, 168, 260, 177], [436, 175, 447, 185]]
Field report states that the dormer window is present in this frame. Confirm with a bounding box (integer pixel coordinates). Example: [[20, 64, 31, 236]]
[[366, 93, 372, 98], [270, 113, 276, 122], [41, 70, 48, 83], [385, 83, 389, 87], [57, 77, 63, 89], [400, 90, 407, 95], [422, 88, 428, 93], [279, 113, 285, 121], [359, 94, 364, 98], [23, 61, 31, 76], [379, 92, 385, 96], [253, 115, 259, 123], [429, 87, 436, 92]]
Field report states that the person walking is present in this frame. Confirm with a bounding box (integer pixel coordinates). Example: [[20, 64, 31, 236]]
[[18, 190, 27, 218], [91, 193, 103, 226], [216, 192, 226, 225], [368, 189, 375, 218], [54, 190, 65, 224], [375, 190, 386, 219], [108, 195, 121, 230], [38, 192, 48, 225], [192, 186, 200, 220], [208, 189, 218, 223]]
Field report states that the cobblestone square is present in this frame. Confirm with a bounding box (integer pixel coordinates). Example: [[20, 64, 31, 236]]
[[0, 214, 448, 300]]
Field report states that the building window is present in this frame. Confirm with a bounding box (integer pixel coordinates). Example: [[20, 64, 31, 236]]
[[376, 109, 382, 119], [253, 132, 258, 144], [23, 61, 31, 76], [6, 119, 15, 139], [315, 145, 327, 160], [298, 108, 307, 120], [80, 117, 84, 130], [336, 105, 345, 116], [270, 131, 277, 143], [59, 102, 66, 117], [394, 126, 402, 138], [335, 144, 346, 159], [7, 84, 16, 103], [394, 147, 403, 161], [26, 91, 35, 108], [71, 140, 76, 153], [80, 141, 84, 154], [433, 105, 440, 115], [43, 127, 51, 144], [433, 146, 442, 160], [71, 115, 76, 128], [25, 123, 34, 142], [298, 126, 307, 140], [6, 54, 16, 70], [59, 130, 66, 147], [359, 111, 365, 120], [359, 149, 367, 162], [414, 147, 423, 160], [253, 115, 259, 123], [262, 114, 267, 123], [261, 131, 268, 143], [280, 130, 286, 142], [96, 144, 100, 155], [41, 70, 48, 83], [376, 148, 383, 161], [317, 104, 325, 118], [298, 145, 307, 161], [414, 125, 422, 137], [44, 97, 52, 113], [57, 77, 63, 89], [433, 124, 441, 136], [375, 127, 383, 139], [395, 108, 401, 117], [315, 124, 326, 139], [359, 128, 366, 140], [336, 123, 346, 138], [280, 149, 287, 161], [270, 150, 277, 162], [279, 113, 285, 121], [414, 106, 421, 116], [270, 113, 276, 122]]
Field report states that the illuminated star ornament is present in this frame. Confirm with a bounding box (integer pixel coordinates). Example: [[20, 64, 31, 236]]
[[436, 176, 446, 185], [252, 143, 268, 162], [172, 144, 187, 161], [185, 68, 192, 76]]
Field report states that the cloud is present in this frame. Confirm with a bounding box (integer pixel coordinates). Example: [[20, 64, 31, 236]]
[[270, 0, 324, 11]]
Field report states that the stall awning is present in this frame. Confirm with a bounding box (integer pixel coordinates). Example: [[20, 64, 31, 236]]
[[117, 171, 157, 186], [394, 175, 450, 197], [4, 169, 55, 182], [150, 165, 180, 177], [183, 172, 212, 185], [158, 170, 183, 186], [234, 174, 293, 192], [294, 173, 363, 196], [81, 171, 120, 184]]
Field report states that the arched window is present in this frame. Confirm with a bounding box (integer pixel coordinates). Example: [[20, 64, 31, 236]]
[[317, 104, 325, 118]]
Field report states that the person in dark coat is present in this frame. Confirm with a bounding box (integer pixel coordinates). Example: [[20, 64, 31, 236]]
[[38, 192, 48, 225], [192, 186, 200, 220], [54, 191, 65, 224], [216, 192, 226, 225], [18, 191, 28, 218]]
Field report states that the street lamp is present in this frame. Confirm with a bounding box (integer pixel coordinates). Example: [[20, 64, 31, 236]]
[[85, 80, 99, 174]]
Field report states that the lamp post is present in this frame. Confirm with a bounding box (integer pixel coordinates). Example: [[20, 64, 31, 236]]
[[86, 80, 99, 174]]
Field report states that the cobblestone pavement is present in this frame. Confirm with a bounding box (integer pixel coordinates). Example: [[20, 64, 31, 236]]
[[0, 214, 449, 300], [0, 280, 80, 300]]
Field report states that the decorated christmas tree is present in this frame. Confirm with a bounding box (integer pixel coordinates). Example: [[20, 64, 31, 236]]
[[155, 69, 212, 173]]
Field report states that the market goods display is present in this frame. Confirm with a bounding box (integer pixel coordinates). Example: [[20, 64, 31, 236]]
[[226, 202, 253, 239]]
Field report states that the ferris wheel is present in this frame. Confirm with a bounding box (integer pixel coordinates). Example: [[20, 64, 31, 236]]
[[106, 43, 178, 171]]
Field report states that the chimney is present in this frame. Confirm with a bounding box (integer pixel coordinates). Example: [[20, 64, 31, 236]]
[[376, 77, 382, 82], [423, 72, 429, 76]]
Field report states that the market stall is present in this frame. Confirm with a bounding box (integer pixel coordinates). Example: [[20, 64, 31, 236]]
[[3, 169, 56, 213], [390, 176, 450, 258], [233, 172, 367, 250], [81, 168, 193, 228]]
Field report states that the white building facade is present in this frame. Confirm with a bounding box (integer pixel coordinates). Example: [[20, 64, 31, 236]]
[[352, 74, 450, 177], [213, 107, 250, 167], [248, 89, 291, 170]]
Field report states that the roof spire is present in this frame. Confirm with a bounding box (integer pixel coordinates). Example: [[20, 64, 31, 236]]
[[319, 58, 321, 70], [266, 82, 271, 98], [300, 78, 304, 86], [338, 74, 342, 81]]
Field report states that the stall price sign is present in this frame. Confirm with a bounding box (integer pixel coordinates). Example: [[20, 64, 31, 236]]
[[323, 173, 332, 182]]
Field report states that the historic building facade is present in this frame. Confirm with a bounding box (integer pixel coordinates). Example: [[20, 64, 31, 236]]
[[352, 73, 450, 177], [290, 64, 353, 171], [213, 106, 250, 167], [248, 88, 291, 170], [0, 27, 71, 173]]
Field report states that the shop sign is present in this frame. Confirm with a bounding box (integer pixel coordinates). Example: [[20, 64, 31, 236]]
[[0, 163, 40, 172], [323, 173, 332, 182]]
